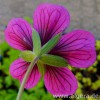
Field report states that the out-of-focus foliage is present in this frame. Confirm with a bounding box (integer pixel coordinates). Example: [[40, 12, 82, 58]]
[[0, 42, 60, 100], [0, 17, 100, 100], [24, 16, 33, 24]]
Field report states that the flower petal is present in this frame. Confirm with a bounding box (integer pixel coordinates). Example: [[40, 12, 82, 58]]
[[5, 18, 33, 51], [10, 58, 41, 89], [44, 66, 78, 96], [51, 30, 96, 68], [33, 3, 70, 45]]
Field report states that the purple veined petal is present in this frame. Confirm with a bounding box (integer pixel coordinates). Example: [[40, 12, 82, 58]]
[[50, 30, 96, 68], [5, 18, 33, 51], [10, 58, 41, 89], [44, 65, 78, 96], [33, 3, 70, 45]]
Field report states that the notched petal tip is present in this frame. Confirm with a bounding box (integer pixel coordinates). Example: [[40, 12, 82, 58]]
[[33, 3, 70, 45]]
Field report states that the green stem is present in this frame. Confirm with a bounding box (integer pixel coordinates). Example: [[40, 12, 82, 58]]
[[16, 57, 39, 100]]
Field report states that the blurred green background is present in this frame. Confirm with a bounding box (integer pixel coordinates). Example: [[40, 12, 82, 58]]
[[0, 17, 100, 100]]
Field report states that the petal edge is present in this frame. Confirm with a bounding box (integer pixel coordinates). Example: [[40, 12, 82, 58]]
[[44, 66, 78, 96]]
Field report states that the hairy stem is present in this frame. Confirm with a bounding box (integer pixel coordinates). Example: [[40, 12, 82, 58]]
[[16, 57, 39, 100]]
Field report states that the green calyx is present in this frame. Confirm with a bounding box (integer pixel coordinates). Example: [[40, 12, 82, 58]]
[[37, 60, 46, 77], [40, 54, 68, 67], [20, 29, 68, 76], [20, 51, 35, 62]]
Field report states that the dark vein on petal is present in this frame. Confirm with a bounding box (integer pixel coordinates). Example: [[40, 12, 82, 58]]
[[10, 26, 32, 50], [67, 58, 84, 65], [51, 67, 66, 90], [54, 44, 93, 53], [46, 9, 61, 40], [32, 67, 37, 85], [57, 33, 82, 49], [12, 24, 31, 44], [9, 33, 31, 50], [13, 63, 28, 72], [42, 8, 51, 44], [27, 66, 35, 87], [23, 22, 33, 45], [49, 10, 66, 38], [47, 67, 55, 92], [40, 10, 43, 38], [17, 30, 32, 48], [59, 38, 88, 49], [65, 55, 91, 60], [42, 8, 45, 40], [54, 68, 72, 91], [55, 68, 75, 82], [36, 14, 41, 36], [9, 35, 29, 49]]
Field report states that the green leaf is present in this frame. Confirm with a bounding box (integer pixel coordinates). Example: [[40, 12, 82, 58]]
[[39, 33, 61, 56], [40, 54, 68, 67], [37, 60, 46, 77], [20, 51, 35, 62], [5, 76, 12, 88], [24, 16, 33, 24], [32, 29, 41, 55]]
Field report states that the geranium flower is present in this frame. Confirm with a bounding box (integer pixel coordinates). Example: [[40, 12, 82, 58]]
[[5, 3, 96, 96]]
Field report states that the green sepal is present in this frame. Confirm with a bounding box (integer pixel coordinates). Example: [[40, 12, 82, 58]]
[[32, 29, 41, 55], [40, 54, 68, 67], [37, 60, 46, 77], [20, 51, 35, 62], [39, 33, 61, 56]]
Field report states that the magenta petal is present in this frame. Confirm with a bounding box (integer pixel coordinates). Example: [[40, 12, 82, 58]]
[[44, 65, 78, 96], [51, 30, 96, 68], [5, 18, 33, 51], [10, 58, 41, 89], [33, 3, 70, 45]]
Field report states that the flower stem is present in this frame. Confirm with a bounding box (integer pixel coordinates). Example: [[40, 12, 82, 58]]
[[16, 57, 39, 100]]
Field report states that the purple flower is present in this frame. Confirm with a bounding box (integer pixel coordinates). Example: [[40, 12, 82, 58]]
[[5, 3, 96, 96]]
